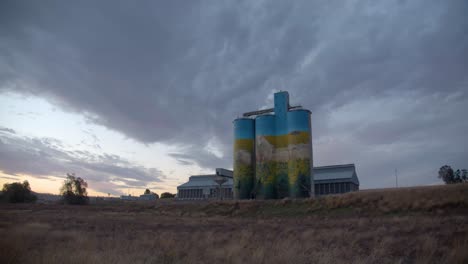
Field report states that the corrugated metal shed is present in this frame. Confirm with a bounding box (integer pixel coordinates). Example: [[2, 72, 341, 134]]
[[313, 164, 359, 185], [216, 168, 233, 177], [178, 175, 234, 189]]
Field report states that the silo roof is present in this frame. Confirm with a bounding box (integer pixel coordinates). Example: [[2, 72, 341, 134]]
[[233, 117, 254, 122], [255, 114, 275, 118], [288, 108, 311, 113]]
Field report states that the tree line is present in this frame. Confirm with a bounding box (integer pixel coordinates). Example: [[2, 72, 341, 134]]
[[142, 189, 175, 199], [4, 164, 464, 203], [1, 173, 175, 204]]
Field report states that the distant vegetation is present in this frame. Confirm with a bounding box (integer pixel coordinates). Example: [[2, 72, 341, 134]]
[[60, 173, 89, 205], [439, 165, 467, 184], [0, 180, 37, 203], [144, 188, 159, 198], [160, 192, 175, 199]]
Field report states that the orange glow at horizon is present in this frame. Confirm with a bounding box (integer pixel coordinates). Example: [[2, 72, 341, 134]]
[[0, 171, 177, 197]]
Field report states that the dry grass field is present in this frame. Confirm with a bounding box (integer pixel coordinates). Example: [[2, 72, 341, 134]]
[[1, 184, 468, 264]]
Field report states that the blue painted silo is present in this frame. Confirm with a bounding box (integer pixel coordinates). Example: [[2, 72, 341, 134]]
[[233, 118, 255, 199], [254, 114, 276, 199], [234, 90, 314, 199], [287, 109, 313, 198]]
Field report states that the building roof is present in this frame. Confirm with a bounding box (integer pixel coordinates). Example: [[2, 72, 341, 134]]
[[216, 168, 233, 177], [178, 175, 233, 189], [313, 164, 359, 185]]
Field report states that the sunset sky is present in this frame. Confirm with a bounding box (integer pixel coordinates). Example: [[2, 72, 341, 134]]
[[1, 0, 467, 196]]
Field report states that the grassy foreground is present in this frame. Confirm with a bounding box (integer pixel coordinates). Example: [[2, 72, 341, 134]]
[[1, 184, 468, 264]]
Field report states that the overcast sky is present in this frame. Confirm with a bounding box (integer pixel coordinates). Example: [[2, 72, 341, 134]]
[[1, 0, 467, 195]]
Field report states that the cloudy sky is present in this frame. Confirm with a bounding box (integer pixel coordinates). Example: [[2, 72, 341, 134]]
[[1, 0, 467, 196]]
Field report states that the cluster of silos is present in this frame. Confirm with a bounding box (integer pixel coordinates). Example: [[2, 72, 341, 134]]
[[233, 91, 313, 199]]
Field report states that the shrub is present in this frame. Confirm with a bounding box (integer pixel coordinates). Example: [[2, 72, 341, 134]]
[[1, 181, 37, 203], [160, 192, 175, 199]]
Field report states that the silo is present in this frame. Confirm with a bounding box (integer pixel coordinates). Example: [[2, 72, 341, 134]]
[[233, 118, 255, 199], [255, 114, 276, 199], [287, 109, 313, 198], [273, 92, 290, 198]]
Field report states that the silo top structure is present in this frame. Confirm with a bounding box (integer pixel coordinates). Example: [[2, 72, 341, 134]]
[[233, 91, 313, 199]]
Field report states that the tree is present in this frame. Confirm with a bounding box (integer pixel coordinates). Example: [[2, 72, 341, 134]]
[[143, 189, 159, 198], [160, 192, 175, 199], [439, 165, 468, 184], [438, 165, 455, 184], [1, 181, 37, 203], [454, 170, 463, 183], [60, 173, 89, 205]]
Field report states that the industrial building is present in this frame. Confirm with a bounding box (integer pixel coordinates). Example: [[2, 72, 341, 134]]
[[233, 91, 313, 199], [176, 164, 359, 200], [176, 91, 360, 200], [314, 164, 359, 196], [177, 168, 234, 200]]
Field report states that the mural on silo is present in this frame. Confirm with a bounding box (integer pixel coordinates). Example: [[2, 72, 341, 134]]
[[233, 91, 313, 199], [287, 110, 312, 198], [255, 115, 276, 199], [233, 118, 255, 199]]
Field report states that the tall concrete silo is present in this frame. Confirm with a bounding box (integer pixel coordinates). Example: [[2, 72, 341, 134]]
[[234, 90, 313, 199], [255, 114, 276, 199], [273, 91, 290, 198], [287, 109, 313, 198], [233, 118, 255, 199]]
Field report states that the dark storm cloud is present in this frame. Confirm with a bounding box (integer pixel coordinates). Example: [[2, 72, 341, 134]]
[[314, 92, 468, 187], [0, 0, 467, 188], [0, 129, 165, 194], [168, 146, 225, 169]]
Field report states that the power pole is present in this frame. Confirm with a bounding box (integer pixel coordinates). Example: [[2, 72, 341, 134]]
[[395, 169, 398, 188]]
